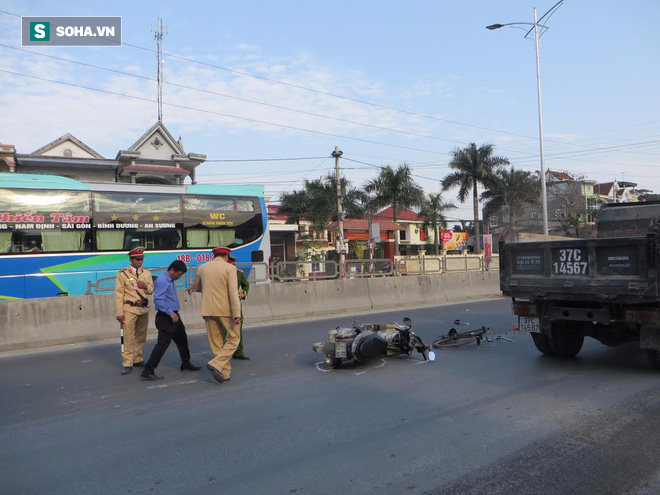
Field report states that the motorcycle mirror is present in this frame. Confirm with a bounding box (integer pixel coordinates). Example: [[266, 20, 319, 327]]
[[403, 317, 412, 327], [427, 351, 436, 362]]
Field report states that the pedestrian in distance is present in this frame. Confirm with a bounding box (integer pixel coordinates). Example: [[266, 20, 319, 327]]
[[188, 246, 241, 384], [115, 246, 154, 375], [228, 255, 250, 360], [141, 260, 201, 381]]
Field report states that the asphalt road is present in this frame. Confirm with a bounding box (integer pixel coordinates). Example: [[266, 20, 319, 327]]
[[1, 298, 658, 495]]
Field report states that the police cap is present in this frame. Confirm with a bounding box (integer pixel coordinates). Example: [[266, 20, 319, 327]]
[[128, 246, 146, 258], [212, 246, 231, 257]]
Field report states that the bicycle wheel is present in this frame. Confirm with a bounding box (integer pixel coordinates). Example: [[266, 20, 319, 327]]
[[432, 335, 478, 348]]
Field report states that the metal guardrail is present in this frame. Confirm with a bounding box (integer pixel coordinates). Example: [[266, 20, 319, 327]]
[[272, 260, 338, 281], [84, 261, 270, 295], [83, 256, 497, 293], [345, 259, 394, 278]]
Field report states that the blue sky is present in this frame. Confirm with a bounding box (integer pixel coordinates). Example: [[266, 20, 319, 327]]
[[1, 1, 658, 222]]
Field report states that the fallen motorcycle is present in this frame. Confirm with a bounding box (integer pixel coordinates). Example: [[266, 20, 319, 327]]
[[313, 317, 435, 368]]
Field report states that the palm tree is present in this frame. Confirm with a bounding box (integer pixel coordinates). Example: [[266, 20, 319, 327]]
[[279, 174, 365, 237], [418, 193, 457, 255], [441, 143, 509, 253], [364, 164, 425, 255], [278, 189, 310, 229], [481, 167, 540, 240]]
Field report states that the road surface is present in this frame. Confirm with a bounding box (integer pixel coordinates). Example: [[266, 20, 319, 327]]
[[1, 298, 658, 494]]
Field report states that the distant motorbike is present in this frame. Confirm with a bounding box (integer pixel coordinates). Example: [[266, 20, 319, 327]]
[[313, 317, 435, 368]]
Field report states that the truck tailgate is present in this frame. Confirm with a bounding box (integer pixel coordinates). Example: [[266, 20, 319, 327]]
[[499, 236, 658, 302]]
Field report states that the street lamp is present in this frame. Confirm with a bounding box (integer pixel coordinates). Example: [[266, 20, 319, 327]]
[[487, 0, 564, 236]]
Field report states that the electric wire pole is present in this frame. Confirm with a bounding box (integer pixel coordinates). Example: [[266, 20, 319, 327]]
[[332, 146, 345, 278]]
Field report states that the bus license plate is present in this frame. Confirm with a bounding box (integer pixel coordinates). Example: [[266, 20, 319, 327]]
[[519, 316, 540, 333], [335, 342, 347, 358]]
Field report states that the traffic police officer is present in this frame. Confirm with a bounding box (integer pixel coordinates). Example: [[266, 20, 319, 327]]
[[228, 255, 250, 360], [115, 246, 154, 375], [189, 246, 241, 384]]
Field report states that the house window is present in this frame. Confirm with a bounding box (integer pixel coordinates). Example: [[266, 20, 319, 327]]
[[400, 229, 406, 241], [63, 148, 73, 158], [555, 209, 566, 218], [532, 212, 541, 220], [489, 216, 498, 228]]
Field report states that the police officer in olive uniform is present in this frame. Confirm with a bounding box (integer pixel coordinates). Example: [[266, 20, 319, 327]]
[[228, 255, 250, 360], [115, 246, 154, 375]]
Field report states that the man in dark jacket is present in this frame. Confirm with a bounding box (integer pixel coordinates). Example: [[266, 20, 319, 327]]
[[141, 260, 201, 381]]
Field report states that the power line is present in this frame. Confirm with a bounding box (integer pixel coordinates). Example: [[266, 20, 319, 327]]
[[0, 68, 451, 156], [0, 43, 474, 148], [1, 8, 657, 160], [205, 156, 327, 163]]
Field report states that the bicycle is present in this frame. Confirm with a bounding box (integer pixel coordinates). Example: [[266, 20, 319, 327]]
[[432, 326, 490, 348]]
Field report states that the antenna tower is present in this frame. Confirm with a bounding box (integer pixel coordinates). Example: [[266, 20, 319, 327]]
[[153, 18, 168, 122]]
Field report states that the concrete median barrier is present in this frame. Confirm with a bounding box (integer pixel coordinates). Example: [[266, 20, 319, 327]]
[[0, 273, 501, 352]]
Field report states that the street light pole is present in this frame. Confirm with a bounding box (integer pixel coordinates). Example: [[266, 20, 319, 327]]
[[532, 7, 549, 236], [332, 146, 345, 278], [487, 0, 564, 236]]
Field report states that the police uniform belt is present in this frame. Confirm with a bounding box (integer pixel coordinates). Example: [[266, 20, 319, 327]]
[[126, 301, 148, 307]]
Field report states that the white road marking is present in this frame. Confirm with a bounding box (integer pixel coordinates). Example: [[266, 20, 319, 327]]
[[355, 359, 387, 375], [147, 379, 198, 390]]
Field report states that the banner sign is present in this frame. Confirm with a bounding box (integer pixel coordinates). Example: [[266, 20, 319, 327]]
[[0, 211, 91, 230], [441, 231, 469, 251], [483, 234, 493, 263]]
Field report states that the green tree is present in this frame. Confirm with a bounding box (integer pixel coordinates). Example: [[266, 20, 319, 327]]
[[442, 143, 508, 253], [279, 174, 365, 237], [364, 164, 425, 255], [481, 167, 540, 236], [278, 189, 309, 229], [418, 193, 456, 255]]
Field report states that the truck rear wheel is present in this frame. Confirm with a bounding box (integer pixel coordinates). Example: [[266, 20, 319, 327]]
[[648, 350, 660, 370], [551, 322, 584, 358], [531, 333, 556, 356]]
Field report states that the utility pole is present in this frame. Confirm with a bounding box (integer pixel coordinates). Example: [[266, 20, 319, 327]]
[[153, 18, 168, 122], [332, 146, 345, 278]]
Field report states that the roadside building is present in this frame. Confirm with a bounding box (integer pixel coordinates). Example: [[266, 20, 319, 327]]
[[594, 180, 638, 203], [267, 203, 299, 264], [324, 218, 404, 261], [372, 207, 429, 256], [3, 122, 206, 185]]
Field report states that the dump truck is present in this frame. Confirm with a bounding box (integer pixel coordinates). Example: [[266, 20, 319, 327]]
[[499, 201, 660, 369]]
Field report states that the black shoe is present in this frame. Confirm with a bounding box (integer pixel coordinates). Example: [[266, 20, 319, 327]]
[[211, 368, 226, 384], [121, 366, 132, 375], [181, 362, 201, 371], [141, 370, 163, 381], [233, 355, 250, 360], [133, 361, 145, 368], [206, 363, 213, 371]]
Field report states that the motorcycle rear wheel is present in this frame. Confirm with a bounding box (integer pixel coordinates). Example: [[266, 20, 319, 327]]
[[432, 335, 478, 348]]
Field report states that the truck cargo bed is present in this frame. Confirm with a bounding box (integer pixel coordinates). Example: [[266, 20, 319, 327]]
[[499, 235, 658, 303]]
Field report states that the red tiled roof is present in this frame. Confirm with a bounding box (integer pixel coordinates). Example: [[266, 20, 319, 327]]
[[594, 182, 614, 195], [325, 218, 404, 231], [268, 204, 307, 221], [374, 206, 424, 221], [547, 170, 573, 181]]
